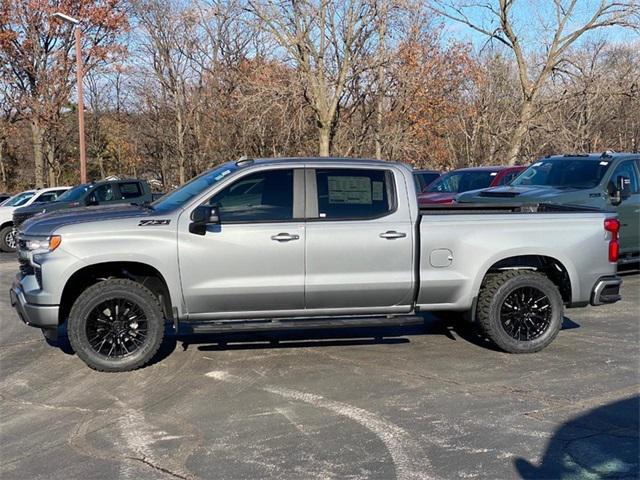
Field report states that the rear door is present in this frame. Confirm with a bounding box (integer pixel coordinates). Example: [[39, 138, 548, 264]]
[[304, 167, 414, 312]]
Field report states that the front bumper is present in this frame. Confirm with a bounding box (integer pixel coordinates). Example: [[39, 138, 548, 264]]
[[10, 279, 59, 328], [590, 276, 622, 306]]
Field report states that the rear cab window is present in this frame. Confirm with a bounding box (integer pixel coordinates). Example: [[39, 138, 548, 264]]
[[314, 168, 395, 220]]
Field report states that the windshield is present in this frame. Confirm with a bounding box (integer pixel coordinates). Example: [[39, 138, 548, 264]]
[[56, 184, 91, 202], [512, 159, 611, 189], [4, 191, 36, 207], [426, 170, 496, 194], [152, 163, 238, 211]]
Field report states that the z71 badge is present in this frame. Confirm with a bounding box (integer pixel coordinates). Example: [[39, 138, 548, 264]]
[[139, 219, 171, 226]]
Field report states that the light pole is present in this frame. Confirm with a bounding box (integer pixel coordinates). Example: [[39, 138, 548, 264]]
[[52, 12, 87, 183]]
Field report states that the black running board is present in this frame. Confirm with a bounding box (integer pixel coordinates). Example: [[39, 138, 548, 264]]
[[185, 315, 424, 334]]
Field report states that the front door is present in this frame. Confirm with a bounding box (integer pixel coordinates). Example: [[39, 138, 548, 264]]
[[304, 167, 414, 312], [178, 168, 306, 318]]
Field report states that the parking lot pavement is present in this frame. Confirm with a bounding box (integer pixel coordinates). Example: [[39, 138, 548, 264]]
[[0, 253, 638, 480]]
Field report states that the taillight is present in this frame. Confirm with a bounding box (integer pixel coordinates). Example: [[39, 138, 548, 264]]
[[604, 218, 620, 262]]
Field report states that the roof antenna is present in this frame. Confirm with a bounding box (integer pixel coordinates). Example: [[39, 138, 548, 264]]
[[601, 150, 615, 158]]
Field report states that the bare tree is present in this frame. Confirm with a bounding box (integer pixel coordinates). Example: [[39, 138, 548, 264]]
[[248, 0, 379, 156], [431, 0, 640, 164]]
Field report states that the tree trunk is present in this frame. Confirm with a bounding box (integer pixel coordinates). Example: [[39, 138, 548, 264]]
[[318, 124, 330, 157], [176, 108, 186, 184], [375, 3, 388, 160], [31, 120, 45, 188], [506, 101, 534, 165], [0, 138, 7, 188], [97, 154, 106, 179], [46, 141, 56, 187]]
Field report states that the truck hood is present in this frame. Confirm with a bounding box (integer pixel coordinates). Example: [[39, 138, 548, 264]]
[[456, 185, 585, 203], [20, 204, 154, 236], [15, 200, 82, 216]]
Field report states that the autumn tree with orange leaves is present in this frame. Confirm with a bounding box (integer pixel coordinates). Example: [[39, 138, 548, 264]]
[[0, 0, 128, 187]]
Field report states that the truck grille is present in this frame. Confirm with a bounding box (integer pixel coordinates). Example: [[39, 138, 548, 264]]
[[18, 257, 34, 276]]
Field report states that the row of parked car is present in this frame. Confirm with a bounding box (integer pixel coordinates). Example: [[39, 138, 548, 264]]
[[414, 152, 639, 262], [0, 178, 154, 253], [1, 152, 638, 261]]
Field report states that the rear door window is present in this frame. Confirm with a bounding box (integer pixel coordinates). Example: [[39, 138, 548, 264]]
[[119, 182, 143, 199], [314, 168, 393, 220]]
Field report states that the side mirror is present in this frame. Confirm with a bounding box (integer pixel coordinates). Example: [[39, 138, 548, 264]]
[[86, 195, 98, 206], [610, 175, 631, 206], [189, 205, 220, 235]]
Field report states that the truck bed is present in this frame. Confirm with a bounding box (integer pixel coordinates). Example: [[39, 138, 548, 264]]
[[416, 204, 615, 311]]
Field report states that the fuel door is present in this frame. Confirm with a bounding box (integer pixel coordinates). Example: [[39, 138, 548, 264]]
[[430, 248, 453, 268]]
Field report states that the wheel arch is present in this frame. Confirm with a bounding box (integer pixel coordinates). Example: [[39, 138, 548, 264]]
[[477, 254, 573, 305], [0, 220, 14, 230], [59, 261, 174, 325]]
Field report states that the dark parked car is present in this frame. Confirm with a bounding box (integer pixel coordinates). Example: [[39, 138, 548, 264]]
[[413, 169, 441, 193], [13, 179, 152, 230], [418, 165, 526, 205]]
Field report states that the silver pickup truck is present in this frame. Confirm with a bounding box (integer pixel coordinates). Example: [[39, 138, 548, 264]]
[[11, 158, 622, 371]]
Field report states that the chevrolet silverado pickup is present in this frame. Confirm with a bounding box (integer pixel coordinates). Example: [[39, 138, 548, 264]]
[[11, 158, 622, 372]]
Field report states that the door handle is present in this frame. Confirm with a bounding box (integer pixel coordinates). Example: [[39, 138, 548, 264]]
[[271, 232, 300, 242], [379, 231, 407, 239]]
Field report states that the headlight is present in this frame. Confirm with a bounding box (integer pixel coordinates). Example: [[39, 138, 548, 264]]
[[24, 235, 62, 254]]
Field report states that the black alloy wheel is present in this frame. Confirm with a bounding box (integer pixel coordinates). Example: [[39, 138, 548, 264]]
[[499, 286, 552, 341], [86, 299, 149, 358], [68, 279, 165, 372]]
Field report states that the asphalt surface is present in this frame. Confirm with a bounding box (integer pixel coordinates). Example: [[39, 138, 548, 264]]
[[0, 253, 638, 480]]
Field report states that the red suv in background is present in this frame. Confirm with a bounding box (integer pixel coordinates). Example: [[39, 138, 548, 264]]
[[418, 165, 526, 205]]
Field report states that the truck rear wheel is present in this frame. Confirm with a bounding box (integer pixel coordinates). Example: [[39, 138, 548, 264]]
[[0, 226, 17, 253], [67, 279, 165, 372], [477, 270, 563, 353]]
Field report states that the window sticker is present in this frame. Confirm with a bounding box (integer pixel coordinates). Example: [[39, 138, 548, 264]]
[[490, 172, 498, 176], [599, 161, 609, 166], [372, 181, 384, 201], [327, 176, 372, 204]]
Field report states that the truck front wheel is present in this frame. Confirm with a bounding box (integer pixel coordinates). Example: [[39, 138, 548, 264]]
[[477, 270, 563, 353], [67, 279, 165, 372]]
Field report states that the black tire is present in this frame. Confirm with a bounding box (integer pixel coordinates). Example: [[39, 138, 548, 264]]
[[477, 270, 563, 353], [0, 225, 17, 253], [67, 279, 165, 372]]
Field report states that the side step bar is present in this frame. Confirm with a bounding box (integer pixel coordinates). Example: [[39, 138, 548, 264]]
[[185, 315, 424, 334]]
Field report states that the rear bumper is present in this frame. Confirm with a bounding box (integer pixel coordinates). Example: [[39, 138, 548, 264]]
[[10, 280, 58, 328], [590, 276, 622, 306]]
